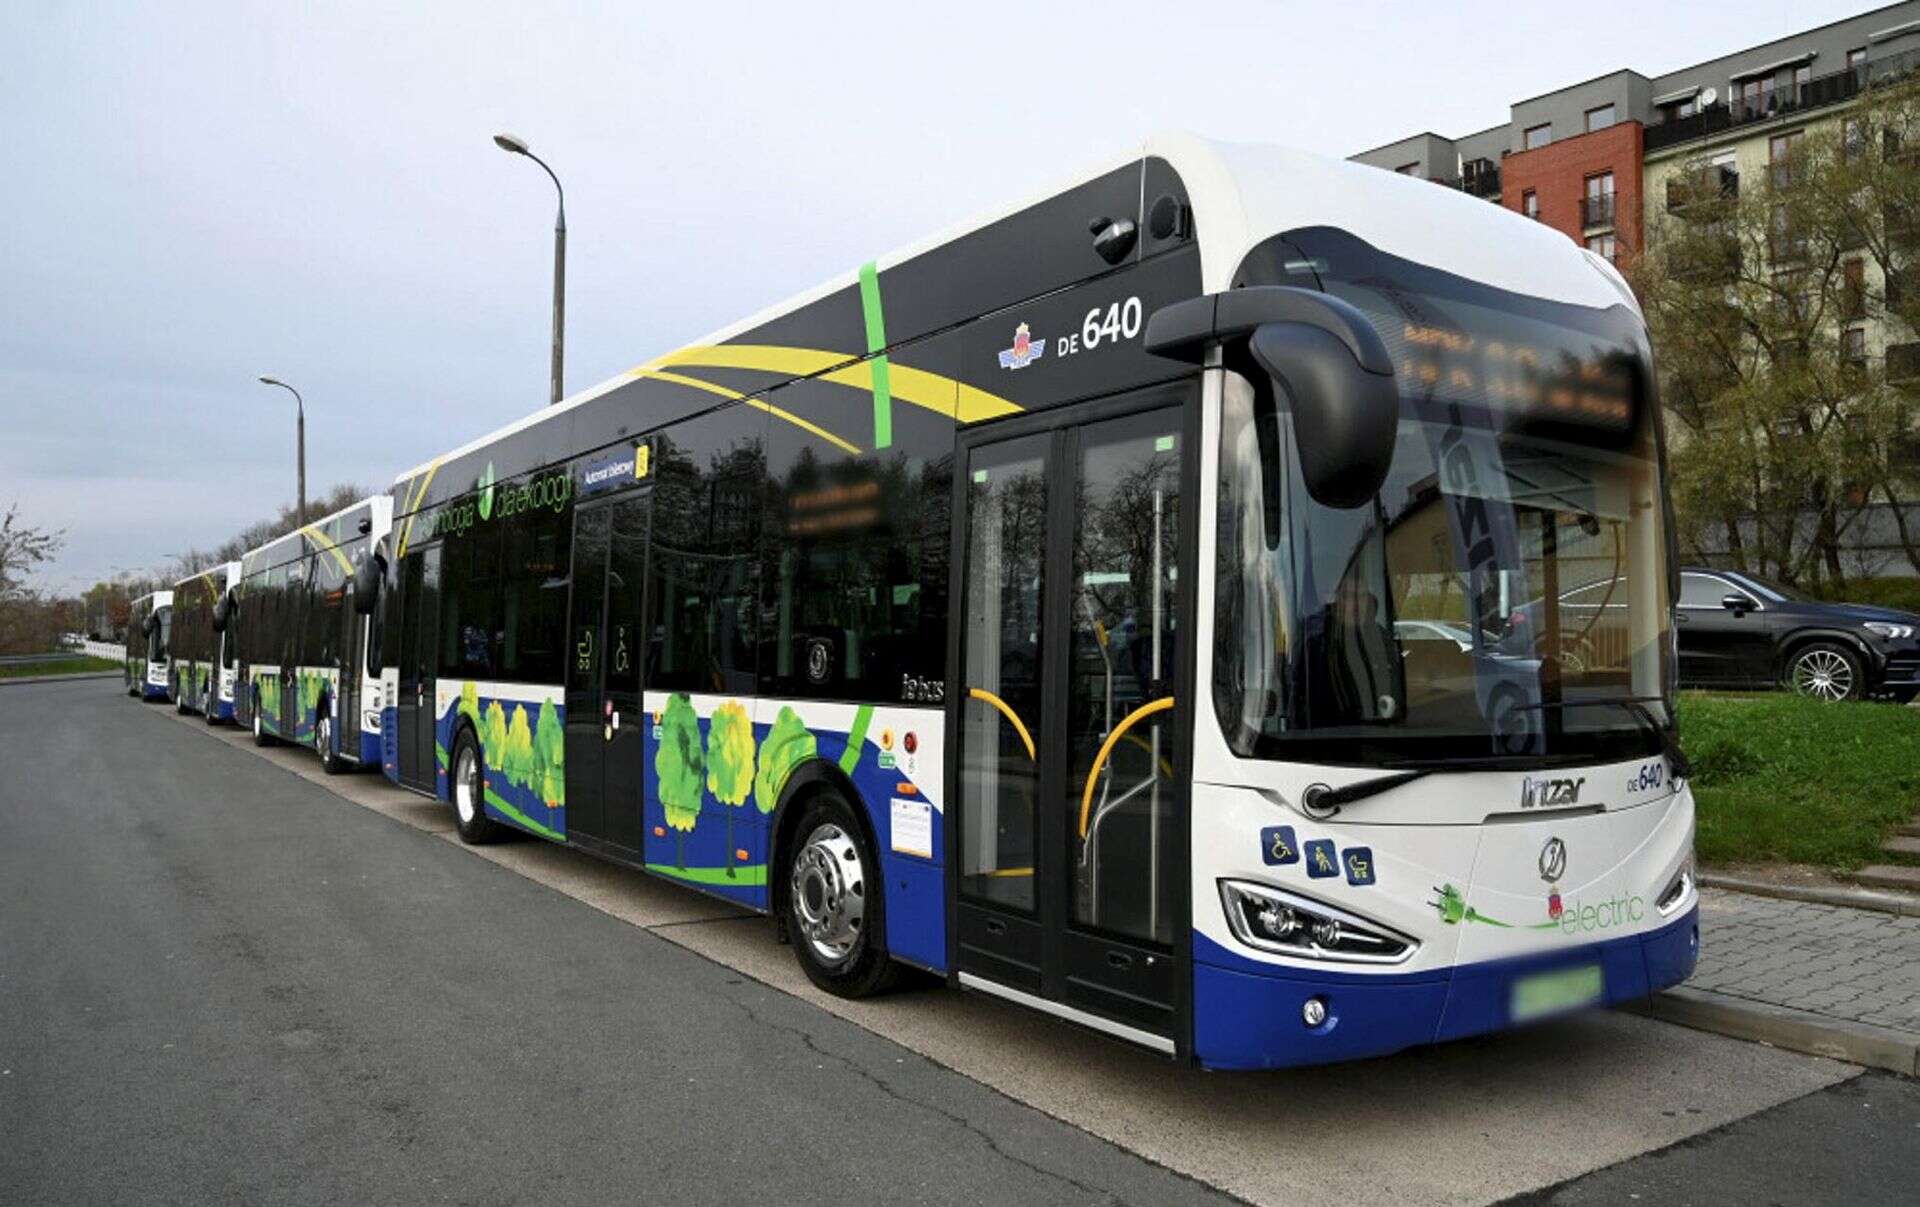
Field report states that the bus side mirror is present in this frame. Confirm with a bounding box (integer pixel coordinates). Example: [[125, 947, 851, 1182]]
[[353, 553, 385, 615], [141, 613, 157, 636], [1247, 322, 1399, 510], [1144, 285, 1400, 509], [212, 589, 233, 632]]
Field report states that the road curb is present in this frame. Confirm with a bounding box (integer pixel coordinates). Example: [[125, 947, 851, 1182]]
[[1700, 872, 1920, 918], [0, 672, 123, 687], [1627, 985, 1919, 1077]]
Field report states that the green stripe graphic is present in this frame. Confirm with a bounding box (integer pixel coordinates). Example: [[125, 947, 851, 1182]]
[[839, 703, 874, 774], [857, 261, 893, 449]]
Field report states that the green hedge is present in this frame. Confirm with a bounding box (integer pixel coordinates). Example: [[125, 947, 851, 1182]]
[[1681, 690, 1920, 870], [1804, 575, 1920, 613]]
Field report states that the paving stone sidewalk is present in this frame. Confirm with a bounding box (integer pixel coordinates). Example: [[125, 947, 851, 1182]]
[[1693, 886, 1920, 1036]]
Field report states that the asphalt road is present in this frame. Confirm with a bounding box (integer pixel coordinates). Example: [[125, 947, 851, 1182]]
[[3, 678, 1912, 1206], [0, 680, 1227, 1206]]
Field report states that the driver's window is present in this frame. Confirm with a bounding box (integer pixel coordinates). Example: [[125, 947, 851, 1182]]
[[1678, 573, 1729, 608]]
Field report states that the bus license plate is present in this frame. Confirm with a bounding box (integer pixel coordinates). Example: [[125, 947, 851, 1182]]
[[1510, 965, 1603, 1022]]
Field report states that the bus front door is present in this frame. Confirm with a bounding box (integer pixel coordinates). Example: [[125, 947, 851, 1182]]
[[564, 493, 652, 855], [396, 546, 441, 791], [950, 392, 1190, 1054]]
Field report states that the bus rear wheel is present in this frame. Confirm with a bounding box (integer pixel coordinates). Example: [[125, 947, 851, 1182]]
[[316, 711, 344, 775], [785, 793, 899, 999], [450, 730, 504, 845]]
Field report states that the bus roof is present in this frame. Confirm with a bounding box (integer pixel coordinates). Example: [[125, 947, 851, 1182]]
[[239, 495, 393, 578], [393, 131, 1630, 496]]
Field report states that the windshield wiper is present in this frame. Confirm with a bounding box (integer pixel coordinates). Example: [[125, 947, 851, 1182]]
[[1303, 769, 1433, 813], [1514, 695, 1689, 778]]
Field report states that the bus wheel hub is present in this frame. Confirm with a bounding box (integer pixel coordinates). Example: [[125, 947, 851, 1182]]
[[792, 823, 864, 966]]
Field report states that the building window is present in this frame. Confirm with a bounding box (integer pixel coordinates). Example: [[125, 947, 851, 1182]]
[[1845, 259, 1867, 320], [1794, 64, 1812, 102], [1845, 117, 1867, 161], [1585, 233, 1618, 262], [1583, 172, 1615, 227], [1524, 123, 1551, 150], [1738, 75, 1776, 120], [1396, 162, 1422, 177], [1521, 189, 1539, 220], [1585, 104, 1617, 133], [1849, 47, 1868, 75], [1844, 327, 1868, 369], [1770, 130, 1803, 188]]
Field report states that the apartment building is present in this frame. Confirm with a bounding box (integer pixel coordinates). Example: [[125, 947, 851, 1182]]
[[1352, 1, 1920, 270]]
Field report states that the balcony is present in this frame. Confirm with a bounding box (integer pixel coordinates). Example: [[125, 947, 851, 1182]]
[[1582, 192, 1617, 228], [1671, 240, 1744, 284], [1666, 165, 1738, 215], [1645, 47, 1920, 154], [1461, 158, 1501, 199], [1889, 341, 1920, 384]]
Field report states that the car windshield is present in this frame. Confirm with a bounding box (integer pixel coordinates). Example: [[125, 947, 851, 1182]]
[[1215, 227, 1674, 768]]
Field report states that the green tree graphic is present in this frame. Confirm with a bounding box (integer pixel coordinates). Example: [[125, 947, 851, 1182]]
[[505, 703, 535, 789], [754, 706, 816, 816], [534, 698, 565, 809], [459, 680, 480, 727], [655, 692, 706, 868], [705, 700, 757, 877], [483, 700, 508, 772]]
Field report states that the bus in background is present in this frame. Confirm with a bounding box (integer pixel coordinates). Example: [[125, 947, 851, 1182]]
[[169, 562, 241, 722], [231, 496, 393, 773], [372, 133, 1695, 1069], [123, 591, 173, 701]]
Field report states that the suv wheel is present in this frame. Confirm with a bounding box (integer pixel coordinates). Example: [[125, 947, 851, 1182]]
[[1786, 642, 1864, 702]]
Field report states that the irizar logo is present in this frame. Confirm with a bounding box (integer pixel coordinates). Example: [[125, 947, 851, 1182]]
[[1520, 775, 1585, 809]]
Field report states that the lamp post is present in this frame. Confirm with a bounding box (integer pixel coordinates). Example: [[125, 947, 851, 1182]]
[[257, 376, 306, 526], [493, 132, 566, 406]]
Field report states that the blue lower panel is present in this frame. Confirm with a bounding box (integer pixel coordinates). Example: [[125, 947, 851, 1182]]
[[358, 730, 381, 765], [212, 700, 234, 722], [1192, 907, 1700, 1071], [141, 684, 169, 701]]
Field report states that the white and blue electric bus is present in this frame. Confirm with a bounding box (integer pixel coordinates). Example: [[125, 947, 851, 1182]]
[[332, 132, 1695, 1068], [170, 561, 241, 722], [123, 590, 173, 701], [230, 497, 394, 772]]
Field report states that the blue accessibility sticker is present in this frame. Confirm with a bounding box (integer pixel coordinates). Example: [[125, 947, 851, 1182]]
[[1343, 847, 1377, 887], [1304, 839, 1339, 879], [1260, 825, 1299, 866]]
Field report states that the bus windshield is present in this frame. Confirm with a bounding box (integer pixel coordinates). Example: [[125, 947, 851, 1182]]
[[1216, 228, 1674, 768]]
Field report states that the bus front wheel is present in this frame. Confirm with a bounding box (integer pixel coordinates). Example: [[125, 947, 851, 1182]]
[[252, 705, 276, 747], [785, 793, 899, 999], [449, 730, 503, 845]]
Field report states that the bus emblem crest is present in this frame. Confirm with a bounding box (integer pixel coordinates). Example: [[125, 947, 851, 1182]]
[[1539, 836, 1567, 919], [997, 322, 1046, 370]]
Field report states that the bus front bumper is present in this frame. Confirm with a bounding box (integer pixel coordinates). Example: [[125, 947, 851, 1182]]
[[1191, 905, 1699, 1070]]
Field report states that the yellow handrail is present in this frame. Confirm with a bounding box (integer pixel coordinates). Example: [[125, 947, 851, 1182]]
[[967, 687, 1036, 762], [1078, 696, 1175, 839]]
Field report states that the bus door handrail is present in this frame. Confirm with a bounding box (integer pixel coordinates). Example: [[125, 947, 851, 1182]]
[[966, 687, 1036, 761], [1076, 696, 1174, 840]]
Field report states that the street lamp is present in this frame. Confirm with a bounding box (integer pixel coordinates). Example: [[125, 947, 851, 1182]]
[[493, 131, 566, 406], [257, 376, 306, 526]]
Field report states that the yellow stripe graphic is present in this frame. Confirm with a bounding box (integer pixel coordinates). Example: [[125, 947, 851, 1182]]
[[633, 343, 1021, 425], [641, 369, 862, 455]]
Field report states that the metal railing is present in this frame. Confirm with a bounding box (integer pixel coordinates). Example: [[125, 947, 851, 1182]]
[[1645, 48, 1920, 154], [1666, 165, 1739, 215]]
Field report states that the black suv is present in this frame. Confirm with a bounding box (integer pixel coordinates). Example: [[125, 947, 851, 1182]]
[[1677, 567, 1920, 701]]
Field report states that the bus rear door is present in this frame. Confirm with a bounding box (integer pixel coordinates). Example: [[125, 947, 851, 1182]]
[[564, 492, 652, 855]]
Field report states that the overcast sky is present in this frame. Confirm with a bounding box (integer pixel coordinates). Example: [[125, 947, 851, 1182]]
[[0, 0, 1879, 591]]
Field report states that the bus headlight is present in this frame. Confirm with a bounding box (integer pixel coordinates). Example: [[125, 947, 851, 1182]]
[[1657, 859, 1695, 917], [1218, 880, 1417, 965]]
